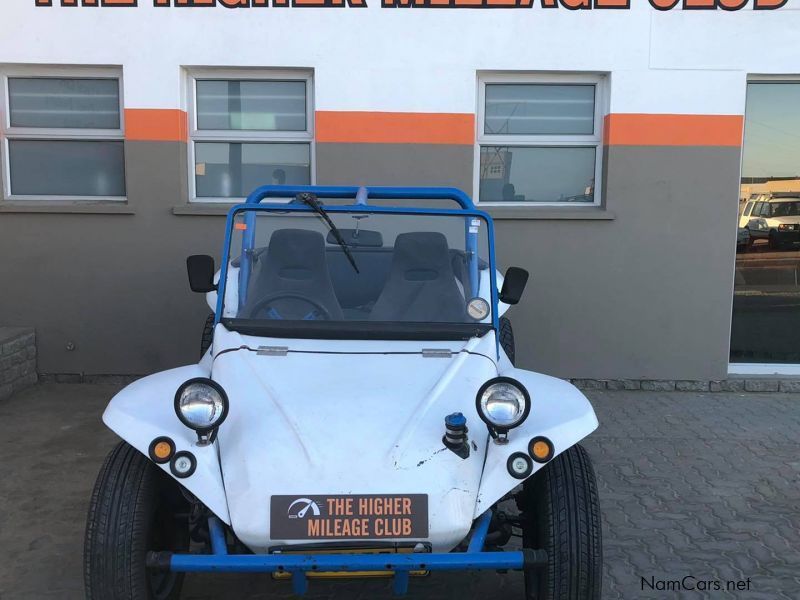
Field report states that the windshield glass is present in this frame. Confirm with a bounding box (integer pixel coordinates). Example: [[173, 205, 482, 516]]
[[219, 206, 494, 339]]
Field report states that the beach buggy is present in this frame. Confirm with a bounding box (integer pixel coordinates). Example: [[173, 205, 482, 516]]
[[84, 186, 602, 600]]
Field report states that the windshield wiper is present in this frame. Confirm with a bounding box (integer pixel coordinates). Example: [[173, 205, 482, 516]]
[[294, 192, 360, 273]]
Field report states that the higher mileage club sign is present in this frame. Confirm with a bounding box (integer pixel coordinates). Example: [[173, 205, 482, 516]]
[[271, 495, 428, 540], [32, 0, 790, 11]]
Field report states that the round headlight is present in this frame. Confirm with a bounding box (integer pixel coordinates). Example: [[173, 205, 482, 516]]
[[174, 378, 229, 433], [476, 377, 530, 430]]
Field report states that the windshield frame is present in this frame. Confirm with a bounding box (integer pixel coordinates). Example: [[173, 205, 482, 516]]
[[214, 199, 499, 342]]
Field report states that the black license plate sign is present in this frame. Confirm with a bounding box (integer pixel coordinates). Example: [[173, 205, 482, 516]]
[[270, 495, 428, 540]]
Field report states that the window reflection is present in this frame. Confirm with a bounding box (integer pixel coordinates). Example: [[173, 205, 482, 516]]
[[732, 82, 800, 363], [479, 146, 595, 203]]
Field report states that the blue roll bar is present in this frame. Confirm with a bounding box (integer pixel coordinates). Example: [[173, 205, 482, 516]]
[[243, 185, 477, 210], [148, 511, 545, 597]]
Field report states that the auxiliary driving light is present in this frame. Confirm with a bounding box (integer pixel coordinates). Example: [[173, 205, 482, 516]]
[[528, 436, 554, 463], [174, 378, 229, 440], [476, 377, 530, 440], [170, 451, 197, 478], [148, 436, 175, 464], [507, 452, 533, 480]]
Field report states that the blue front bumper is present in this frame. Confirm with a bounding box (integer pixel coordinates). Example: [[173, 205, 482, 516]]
[[146, 512, 547, 596]]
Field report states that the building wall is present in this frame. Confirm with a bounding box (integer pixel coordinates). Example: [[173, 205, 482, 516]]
[[1, 1, 799, 378]]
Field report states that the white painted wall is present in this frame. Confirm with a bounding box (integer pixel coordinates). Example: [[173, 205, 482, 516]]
[[1, 0, 799, 115]]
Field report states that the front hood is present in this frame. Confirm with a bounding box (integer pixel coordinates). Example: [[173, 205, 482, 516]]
[[212, 327, 499, 552]]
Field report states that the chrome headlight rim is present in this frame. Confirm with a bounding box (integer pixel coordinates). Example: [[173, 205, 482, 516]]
[[174, 377, 229, 433], [475, 376, 531, 431]]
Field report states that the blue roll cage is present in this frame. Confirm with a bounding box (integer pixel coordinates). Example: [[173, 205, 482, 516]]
[[213, 185, 500, 342], [163, 187, 529, 593]]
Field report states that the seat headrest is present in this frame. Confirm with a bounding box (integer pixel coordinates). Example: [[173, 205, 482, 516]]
[[267, 228, 326, 263], [392, 232, 452, 280]]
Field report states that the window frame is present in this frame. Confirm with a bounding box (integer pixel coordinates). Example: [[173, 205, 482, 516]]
[[187, 68, 315, 204], [0, 65, 126, 203], [475, 72, 607, 207]]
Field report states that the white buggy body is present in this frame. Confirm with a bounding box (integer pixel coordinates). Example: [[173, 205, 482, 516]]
[[87, 186, 602, 600], [103, 275, 598, 555]]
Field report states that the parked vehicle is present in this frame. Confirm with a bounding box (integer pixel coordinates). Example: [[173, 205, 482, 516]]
[[737, 226, 751, 253], [739, 197, 769, 245], [83, 186, 602, 600], [740, 194, 800, 250]]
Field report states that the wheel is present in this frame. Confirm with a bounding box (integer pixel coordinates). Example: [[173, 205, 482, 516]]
[[84, 442, 189, 600], [200, 313, 214, 357], [499, 316, 516, 365], [769, 232, 783, 251], [519, 445, 602, 600]]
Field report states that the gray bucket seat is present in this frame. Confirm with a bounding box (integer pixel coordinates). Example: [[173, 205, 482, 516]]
[[370, 232, 467, 323], [243, 228, 344, 321]]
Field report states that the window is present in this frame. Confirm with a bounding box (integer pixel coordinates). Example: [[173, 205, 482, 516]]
[[476, 74, 605, 205], [189, 70, 313, 202], [731, 78, 800, 366], [1, 68, 126, 200]]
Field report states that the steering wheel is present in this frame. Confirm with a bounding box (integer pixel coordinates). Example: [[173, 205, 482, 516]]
[[247, 292, 333, 321]]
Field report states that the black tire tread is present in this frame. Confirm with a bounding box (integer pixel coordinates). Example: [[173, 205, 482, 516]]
[[499, 316, 516, 365], [84, 441, 178, 600], [200, 313, 214, 358], [523, 444, 602, 600]]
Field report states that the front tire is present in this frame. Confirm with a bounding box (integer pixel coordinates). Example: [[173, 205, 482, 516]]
[[200, 313, 214, 358], [499, 316, 516, 365], [519, 445, 602, 600], [84, 442, 188, 600]]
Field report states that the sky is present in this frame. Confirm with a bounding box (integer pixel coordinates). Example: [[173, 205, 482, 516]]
[[741, 83, 800, 180]]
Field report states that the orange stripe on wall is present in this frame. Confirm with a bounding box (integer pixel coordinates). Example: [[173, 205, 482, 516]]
[[316, 111, 475, 145], [604, 114, 744, 147], [125, 109, 188, 143], [120, 109, 741, 147]]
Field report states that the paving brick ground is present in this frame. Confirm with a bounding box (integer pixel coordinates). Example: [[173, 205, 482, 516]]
[[0, 384, 798, 599]]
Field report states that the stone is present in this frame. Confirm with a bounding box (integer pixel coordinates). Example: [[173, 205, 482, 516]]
[[571, 379, 607, 390], [18, 359, 36, 376], [0, 351, 27, 369], [710, 380, 745, 393], [675, 380, 710, 392], [1, 332, 34, 357], [744, 379, 780, 393], [0, 326, 34, 345], [640, 380, 676, 392], [606, 379, 642, 391], [778, 380, 800, 393], [1, 365, 20, 384]]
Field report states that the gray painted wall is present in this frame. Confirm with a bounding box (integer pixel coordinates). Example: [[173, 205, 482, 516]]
[[0, 141, 222, 375], [497, 146, 741, 380], [0, 141, 741, 379]]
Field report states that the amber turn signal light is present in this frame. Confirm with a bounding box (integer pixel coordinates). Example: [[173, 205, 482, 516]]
[[148, 436, 175, 464], [528, 436, 554, 463]]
